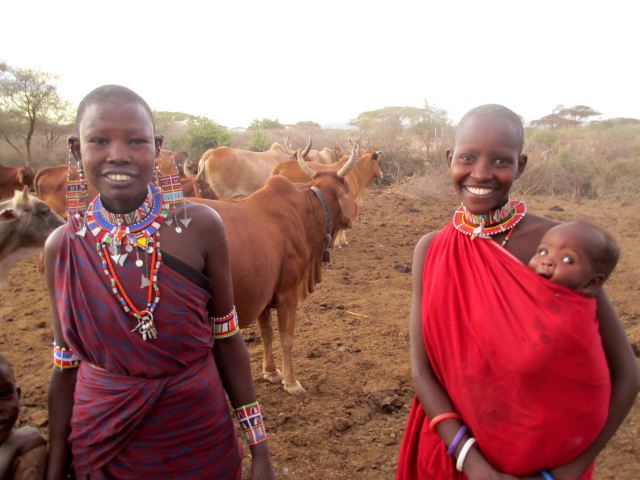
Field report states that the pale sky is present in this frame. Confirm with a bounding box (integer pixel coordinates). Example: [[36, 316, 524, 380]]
[[2, 1, 638, 128]]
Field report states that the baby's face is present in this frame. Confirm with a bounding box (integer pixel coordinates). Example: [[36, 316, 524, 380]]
[[0, 365, 19, 443], [528, 223, 598, 294]]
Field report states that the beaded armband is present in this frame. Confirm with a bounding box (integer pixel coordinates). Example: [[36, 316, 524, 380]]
[[211, 307, 240, 339], [53, 343, 80, 369], [235, 401, 267, 445]]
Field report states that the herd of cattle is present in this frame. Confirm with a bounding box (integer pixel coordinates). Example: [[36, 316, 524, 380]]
[[0, 140, 383, 396]]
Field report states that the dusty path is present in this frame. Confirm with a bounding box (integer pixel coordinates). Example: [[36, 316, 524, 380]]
[[1, 186, 637, 479]]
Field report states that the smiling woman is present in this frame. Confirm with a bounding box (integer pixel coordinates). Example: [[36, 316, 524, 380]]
[[43, 85, 275, 479]]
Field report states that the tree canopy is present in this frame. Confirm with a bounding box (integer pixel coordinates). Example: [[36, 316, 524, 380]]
[[0, 63, 70, 165]]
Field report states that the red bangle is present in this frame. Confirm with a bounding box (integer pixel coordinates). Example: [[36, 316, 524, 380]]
[[428, 412, 462, 431]]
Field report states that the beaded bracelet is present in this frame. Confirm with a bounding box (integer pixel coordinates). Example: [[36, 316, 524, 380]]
[[211, 306, 240, 339], [235, 401, 267, 445], [540, 470, 555, 480], [428, 412, 462, 431], [52, 342, 80, 369], [447, 425, 468, 457], [455, 437, 476, 472]]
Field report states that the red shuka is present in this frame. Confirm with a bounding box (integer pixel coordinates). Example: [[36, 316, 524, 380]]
[[396, 224, 611, 479]]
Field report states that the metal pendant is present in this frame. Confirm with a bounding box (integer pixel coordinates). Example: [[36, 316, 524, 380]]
[[133, 312, 158, 341], [125, 244, 133, 253], [179, 217, 192, 228], [175, 226, 182, 233], [111, 252, 128, 267], [135, 258, 144, 268], [140, 275, 150, 289], [76, 225, 87, 237]]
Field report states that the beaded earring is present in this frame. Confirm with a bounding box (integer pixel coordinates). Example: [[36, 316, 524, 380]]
[[156, 148, 191, 233], [65, 137, 88, 237]]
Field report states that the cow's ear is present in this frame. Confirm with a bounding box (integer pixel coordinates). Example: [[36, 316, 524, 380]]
[[0, 208, 17, 222], [337, 191, 358, 228]]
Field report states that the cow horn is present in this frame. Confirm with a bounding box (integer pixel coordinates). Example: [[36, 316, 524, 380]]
[[21, 186, 30, 202], [301, 137, 312, 157], [337, 143, 359, 178], [297, 149, 317, 178], [282, 135, 294, 155]]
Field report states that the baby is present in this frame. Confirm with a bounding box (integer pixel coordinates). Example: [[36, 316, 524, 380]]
[[0, 354, 47, 479], [529, 221, 619, 296]]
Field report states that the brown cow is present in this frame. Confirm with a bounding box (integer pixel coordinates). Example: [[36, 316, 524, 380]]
[[190, 147, 360, 396], [0, 188, 64, 286], [273, 149, 383, 247], [0, 164, 35, 200], [282, 138, 345, 165], [195, 142, 305, 199]]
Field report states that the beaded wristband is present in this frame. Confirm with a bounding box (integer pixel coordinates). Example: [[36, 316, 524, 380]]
[[447, 425, 468, 457], [540, 470, 554, 480], [235, 401, 267, 445], [428, 412, 462, 431], [455, 437, 476, 472], [53, 342, 80, 369], [211, 306, 240, 339]]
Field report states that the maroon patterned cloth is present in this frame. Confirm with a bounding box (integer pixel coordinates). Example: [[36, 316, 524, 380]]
[[53, 218, 241, 479]]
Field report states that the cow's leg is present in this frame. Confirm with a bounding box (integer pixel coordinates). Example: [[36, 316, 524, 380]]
[[257, 308, 281, 384], [276, 303, 306, 396]]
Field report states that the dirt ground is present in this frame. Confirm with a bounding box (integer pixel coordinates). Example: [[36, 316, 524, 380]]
[[1, 185, 638, 479]]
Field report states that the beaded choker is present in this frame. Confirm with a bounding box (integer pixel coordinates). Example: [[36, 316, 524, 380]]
[[453, 199, 526, 241], [86, 184, 168, 341], [85, 184, 169, 265]]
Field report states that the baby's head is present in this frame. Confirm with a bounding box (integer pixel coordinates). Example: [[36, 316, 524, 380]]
[[528, 221, 619, 296], [0, 355, 20, 443]]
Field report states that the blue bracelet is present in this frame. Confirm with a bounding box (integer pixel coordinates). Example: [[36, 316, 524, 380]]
[[446, 425, 468, 456], [540, 470, 554, 480]]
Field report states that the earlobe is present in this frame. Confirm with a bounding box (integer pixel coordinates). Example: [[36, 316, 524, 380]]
[[68, 135, 81, 161], [516, 154, 528, 178], [446, 149, 453, 167], [584, 274, 605, 296], [155, 135, 164, 158]]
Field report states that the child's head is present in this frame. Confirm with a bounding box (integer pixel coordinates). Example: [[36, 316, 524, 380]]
[[447, 104, 527, 214], [71, 85, 163, 210], [528, 221, 619, 296], [0, 355, 20, 443]]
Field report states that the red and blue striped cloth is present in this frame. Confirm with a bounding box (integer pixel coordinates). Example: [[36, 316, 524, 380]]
[[54, 216, 241, 479]]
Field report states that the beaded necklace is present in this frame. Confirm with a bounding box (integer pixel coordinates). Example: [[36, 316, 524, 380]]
[[85, 183, 169, 266], [453, 199, 526, 244], [87, 184, 168, 341]]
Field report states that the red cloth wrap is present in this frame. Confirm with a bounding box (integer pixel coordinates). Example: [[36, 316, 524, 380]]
[[54, 220, 241, 479], [397, 223, 610, 479]]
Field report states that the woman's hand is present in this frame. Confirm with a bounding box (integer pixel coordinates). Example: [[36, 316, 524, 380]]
[[250, 447, 275, 480], [463, 448, 519, 480]]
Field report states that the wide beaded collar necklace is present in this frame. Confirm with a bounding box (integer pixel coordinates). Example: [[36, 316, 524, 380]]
[[453, 199, 526, 241], [85, 184, 169, 341]]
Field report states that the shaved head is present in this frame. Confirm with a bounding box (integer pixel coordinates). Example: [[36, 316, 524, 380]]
[[76, 85, 155, 131], [457, 104, 524, 154]]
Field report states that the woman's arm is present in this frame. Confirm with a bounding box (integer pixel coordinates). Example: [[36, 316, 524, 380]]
[[548, 290, 639, 480], [409, 233, 517, 480], [200, 208, 274, 480], [44, 226, 77, 480]]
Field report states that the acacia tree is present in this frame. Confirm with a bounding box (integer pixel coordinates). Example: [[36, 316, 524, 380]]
[[0, 63, 68, 165]]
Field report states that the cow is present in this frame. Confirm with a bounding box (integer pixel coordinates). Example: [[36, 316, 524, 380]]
[[195, 142, 305, 199], [273, 148, 383, 247], [0, 187, 64, 287], [190, 146, 360, 396], [0, 164, 35, 200], [281, 138, 345, 165]]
